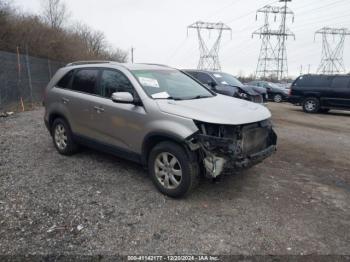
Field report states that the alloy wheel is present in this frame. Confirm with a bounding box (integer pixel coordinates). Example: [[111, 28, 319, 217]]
[[274, 94, 282, 103], [305, 100, 316, 112], [54, 124, 68, 150], [154, 152, 182, 190]]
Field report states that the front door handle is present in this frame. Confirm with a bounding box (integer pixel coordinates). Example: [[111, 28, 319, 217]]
[[93, 106, 105, 113], [61, 97, 69, 104]]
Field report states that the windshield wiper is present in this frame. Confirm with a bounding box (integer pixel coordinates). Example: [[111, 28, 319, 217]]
[[187, 95, 212, 100], [154, 96, 183, 101]]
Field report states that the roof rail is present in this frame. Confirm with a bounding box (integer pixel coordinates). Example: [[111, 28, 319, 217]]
[[65, 61, 118, 67], [138, 63, 171, 68]]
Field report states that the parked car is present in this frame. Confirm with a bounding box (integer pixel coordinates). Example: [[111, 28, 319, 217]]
[[247, 80, 289, 103], [244, 84, 269, 103], [183, 70, 266, 104], [44, 62, 277, 198], [289, 74, 350, 113]]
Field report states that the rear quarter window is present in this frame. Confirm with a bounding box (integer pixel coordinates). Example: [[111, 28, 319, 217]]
[[56, 70, 74, 89], [294, 75, 333, 88], [331, 76, 350, 89]]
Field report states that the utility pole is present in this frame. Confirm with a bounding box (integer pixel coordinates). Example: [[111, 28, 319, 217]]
[[315, 27, 350, 74], [188, 21, 231, 71], [253, 1, 295, 80], [131, 47, 135, 63]]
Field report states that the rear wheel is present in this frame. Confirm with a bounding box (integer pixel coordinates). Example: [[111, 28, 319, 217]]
[[273, 94, 283, 103], [148, 141, 199, 198], [52, 118, 78, 155], [303, 97, 320, 113]]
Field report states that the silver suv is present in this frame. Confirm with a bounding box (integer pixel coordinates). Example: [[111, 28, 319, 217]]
[[44, 62, 277, 198]]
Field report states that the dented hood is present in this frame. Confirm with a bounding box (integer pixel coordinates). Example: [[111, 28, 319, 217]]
[[156, 94, 271, 125]]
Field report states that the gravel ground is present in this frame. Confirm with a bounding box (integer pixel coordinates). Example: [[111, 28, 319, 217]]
[[0, 103, 349, 256]]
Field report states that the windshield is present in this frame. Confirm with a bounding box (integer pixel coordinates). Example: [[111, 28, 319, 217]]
[[132, 69, 214, 100], [211, 72, 243, 87]]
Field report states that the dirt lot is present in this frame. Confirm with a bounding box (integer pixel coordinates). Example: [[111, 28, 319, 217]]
[[0, 103, 349, 256]]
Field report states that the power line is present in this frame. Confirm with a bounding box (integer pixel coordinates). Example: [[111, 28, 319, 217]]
[[292, 14, 350, 31], [205, 0, 243, 21], [296, 0, 349, 16], [224, 0, 278, 25], [165, 38, 188, 63]]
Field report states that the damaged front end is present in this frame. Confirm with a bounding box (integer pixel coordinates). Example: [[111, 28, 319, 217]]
[[187, 119, 277, 178]]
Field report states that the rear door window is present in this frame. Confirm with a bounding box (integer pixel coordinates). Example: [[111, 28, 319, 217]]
[[331, 76, 350, 89], [71, 69, 99, 95], [100, 70, 134, 98]]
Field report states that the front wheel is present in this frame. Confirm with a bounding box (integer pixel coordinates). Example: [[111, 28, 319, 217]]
[[148, 141, 199, 198], [302, 97, 320, 113], [273, 94, 283, 103]]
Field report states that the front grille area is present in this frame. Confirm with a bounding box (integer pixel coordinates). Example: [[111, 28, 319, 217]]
[[250, 95, 263, 104]]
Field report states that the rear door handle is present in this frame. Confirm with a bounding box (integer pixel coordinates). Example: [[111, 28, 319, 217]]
[[94, 106, 105, 113], [61, 97, 69, 104]]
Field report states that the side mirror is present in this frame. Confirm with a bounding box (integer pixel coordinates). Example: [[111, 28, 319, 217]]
[[111, 92, 134, 103]]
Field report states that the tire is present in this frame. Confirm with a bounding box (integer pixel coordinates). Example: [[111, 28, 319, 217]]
[[148, 141, 199, 198], [302, 97, 320, 113], [273, 94, 283, 103], [51, 118, 79, 155]]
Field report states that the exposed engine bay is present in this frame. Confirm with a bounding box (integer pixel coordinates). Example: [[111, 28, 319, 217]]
[[187, 120, 277, 178]]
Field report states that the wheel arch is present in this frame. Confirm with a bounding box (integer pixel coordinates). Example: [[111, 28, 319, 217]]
[[141, 132, 193, 166], [48, 112, 70, 134]]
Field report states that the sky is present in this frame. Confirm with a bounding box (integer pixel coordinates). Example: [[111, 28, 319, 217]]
[[13, 0, 350, 77]]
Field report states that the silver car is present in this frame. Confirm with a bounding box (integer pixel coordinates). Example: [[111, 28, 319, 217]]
[[44, 62, 277, 198]]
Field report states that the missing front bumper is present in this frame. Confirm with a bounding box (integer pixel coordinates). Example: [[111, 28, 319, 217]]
[[203, 145, 276, 177], [192, 122, 277, 178]]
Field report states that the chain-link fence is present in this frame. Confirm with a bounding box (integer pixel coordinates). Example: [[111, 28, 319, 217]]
[[0, 50, 65, 111]]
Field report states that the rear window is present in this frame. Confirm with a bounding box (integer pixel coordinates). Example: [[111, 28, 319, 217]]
[[57, 70, 73, 89], [71, 69, 99, 95]]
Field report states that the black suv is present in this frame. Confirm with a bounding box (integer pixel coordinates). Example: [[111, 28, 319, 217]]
[[289, 74, 350, 113], [184, 70, 265, 104]]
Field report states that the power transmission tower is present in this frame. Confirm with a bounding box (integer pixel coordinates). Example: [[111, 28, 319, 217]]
[[188, 21, 231, 71], [253, 1, 295, 80], [315, 27, 350, 74]]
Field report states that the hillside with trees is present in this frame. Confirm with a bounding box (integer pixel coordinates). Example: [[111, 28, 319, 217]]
[[0, 0, 127, 62]]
